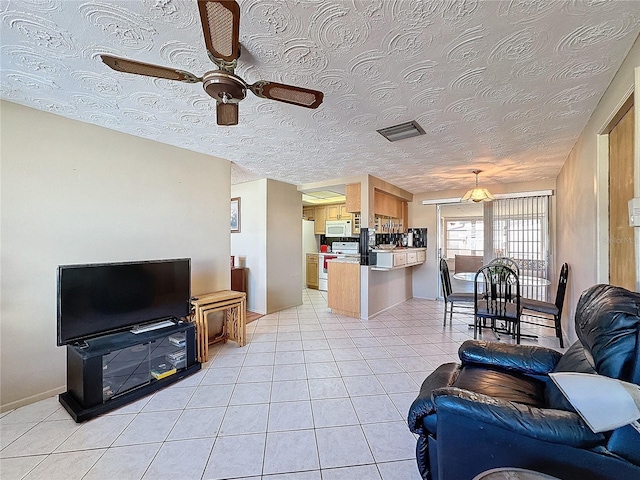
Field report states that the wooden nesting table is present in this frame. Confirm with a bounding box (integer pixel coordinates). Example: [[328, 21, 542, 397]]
[[191, 290, 247, 362]]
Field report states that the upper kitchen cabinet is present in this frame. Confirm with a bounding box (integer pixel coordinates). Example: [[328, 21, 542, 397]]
[[314, 206, 327, 234], [326, 203, 351, 221], [374, 190, 408, 233], [345, 183, 361, 213], [374, 190, 403, 218], [312, 203, 351, 234], [303, 206, 315, 220], [326, 204, 339, 220]]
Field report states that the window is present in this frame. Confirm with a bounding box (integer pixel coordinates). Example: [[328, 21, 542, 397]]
[[444, 219, 484, 257], [492, 196, 550, 300]]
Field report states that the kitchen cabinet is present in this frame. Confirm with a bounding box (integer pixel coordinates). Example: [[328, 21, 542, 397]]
[[312, 203, 351, 234], [339, 204, 351, 221], [326, 203, 350, 221], [306, 253, 319, 289], [303, 206, 315, 220], [352, 213, 361, 235], [374, 190, 402, 218], [326, 204, 340, 221], [372, 248, 427, 270], [374, 191, 407, 231], [393, 252, 407, 267], [327, 261, 360, 318], [314, 206, 327, 234], [345, 183, 361, 213]]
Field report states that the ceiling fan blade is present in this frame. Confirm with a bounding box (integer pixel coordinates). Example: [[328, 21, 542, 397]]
[[250, 81, 324, 109], [198, 0, 240, 64], [217, 101, 239, 125], [100, 55, 201, 83]]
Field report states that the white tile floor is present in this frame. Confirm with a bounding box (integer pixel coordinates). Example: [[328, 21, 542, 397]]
[[1, 289, 565, 480]]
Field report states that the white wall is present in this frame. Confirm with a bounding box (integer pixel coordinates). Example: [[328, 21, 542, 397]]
[[556, 36, 640, 340], [409, 179, 556, 300], [364, 268, 413, 318], [266, 179, 303, 313], [231, 179, 302, 314], [231, 180, 268, 313], [1, 101, 231, 410]]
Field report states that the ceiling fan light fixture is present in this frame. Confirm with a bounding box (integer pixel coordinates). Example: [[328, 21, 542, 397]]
[[461, 170, 494, 203], [216, 101, 238, 125], [377, 120, 425, 142]]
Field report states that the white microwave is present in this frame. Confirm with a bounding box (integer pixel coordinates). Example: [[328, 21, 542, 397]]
[[325, 220, 352, 237]]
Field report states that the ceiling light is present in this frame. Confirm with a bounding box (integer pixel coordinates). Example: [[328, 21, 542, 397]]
[[461, 170, 494, 203], [377, 120, 425, 142], [302, 190, 346, 204]]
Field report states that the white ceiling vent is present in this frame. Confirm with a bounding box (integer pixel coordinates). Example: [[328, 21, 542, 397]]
[[377, 120, 425, 142]]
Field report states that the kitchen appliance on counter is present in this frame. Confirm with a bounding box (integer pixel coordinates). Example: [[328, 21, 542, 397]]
[[318, 242, 359, 291], [325, 219, 352, 237]]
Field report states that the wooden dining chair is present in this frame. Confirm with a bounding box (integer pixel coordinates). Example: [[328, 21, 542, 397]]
[[439, 258, 474, 326], [520, 263, 569, 347], [474, 264, 522, 343]]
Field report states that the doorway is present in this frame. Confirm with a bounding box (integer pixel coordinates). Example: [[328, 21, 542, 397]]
[[438, 202, 484, 294], [608, 101, 636, 290]]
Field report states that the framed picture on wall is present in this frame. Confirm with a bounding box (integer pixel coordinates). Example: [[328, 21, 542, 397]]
[[231, 197, 240, 233]]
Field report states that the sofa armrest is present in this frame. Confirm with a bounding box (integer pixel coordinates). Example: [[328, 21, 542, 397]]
[[433, 387, 604, 448], [459, 340, 563, 375], [408, 362, 460, 435]]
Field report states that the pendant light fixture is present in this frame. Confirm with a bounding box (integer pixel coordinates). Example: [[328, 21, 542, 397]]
[[461, 170, 494, 203]]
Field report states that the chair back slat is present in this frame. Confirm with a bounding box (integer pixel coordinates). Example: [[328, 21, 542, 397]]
[[475, 265, 520, 318], [440, 258, 453, 300], [555, 263, 569, 311]]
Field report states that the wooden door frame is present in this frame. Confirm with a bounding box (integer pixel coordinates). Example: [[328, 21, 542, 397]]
[[596, 66, 640, 291]]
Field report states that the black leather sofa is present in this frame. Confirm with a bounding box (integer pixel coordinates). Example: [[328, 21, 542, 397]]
[[408, 284, 640, 480]]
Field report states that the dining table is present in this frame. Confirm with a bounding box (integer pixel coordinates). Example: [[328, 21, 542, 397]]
[[452, 271, 550, 341], [452, 272, 551, 287]]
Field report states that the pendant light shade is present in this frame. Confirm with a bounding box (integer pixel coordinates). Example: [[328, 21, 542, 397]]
[[461, 170, 494, 203]]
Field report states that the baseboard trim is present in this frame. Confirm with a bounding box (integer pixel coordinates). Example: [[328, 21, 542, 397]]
[[1, 386, 66, 414]]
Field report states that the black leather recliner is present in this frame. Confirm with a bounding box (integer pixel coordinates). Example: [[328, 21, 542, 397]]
[[408, 284, 640, 480]]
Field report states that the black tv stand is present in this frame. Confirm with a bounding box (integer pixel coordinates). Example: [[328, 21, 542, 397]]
[[59, 322, 200, 422]]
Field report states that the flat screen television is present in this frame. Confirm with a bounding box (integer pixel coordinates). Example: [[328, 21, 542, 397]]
[[57, 258, 191, 346]]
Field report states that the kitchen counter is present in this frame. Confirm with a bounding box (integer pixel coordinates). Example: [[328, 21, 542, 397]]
[[370, 247, 426, 270], [370, 246, 425, 252], [328, 257, 360, 264]]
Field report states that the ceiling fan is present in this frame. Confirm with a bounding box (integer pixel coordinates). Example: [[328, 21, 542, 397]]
[[100, 0, 324, 126]]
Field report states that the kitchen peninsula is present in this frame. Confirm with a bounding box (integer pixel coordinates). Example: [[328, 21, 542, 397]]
[[327, 246, 427, 319]]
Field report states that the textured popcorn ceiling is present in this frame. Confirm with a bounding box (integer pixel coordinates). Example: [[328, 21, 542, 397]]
[[1, 0, 639, 194]]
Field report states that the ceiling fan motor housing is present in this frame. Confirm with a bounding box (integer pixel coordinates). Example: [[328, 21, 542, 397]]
[[203, 70, 247, 103]]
